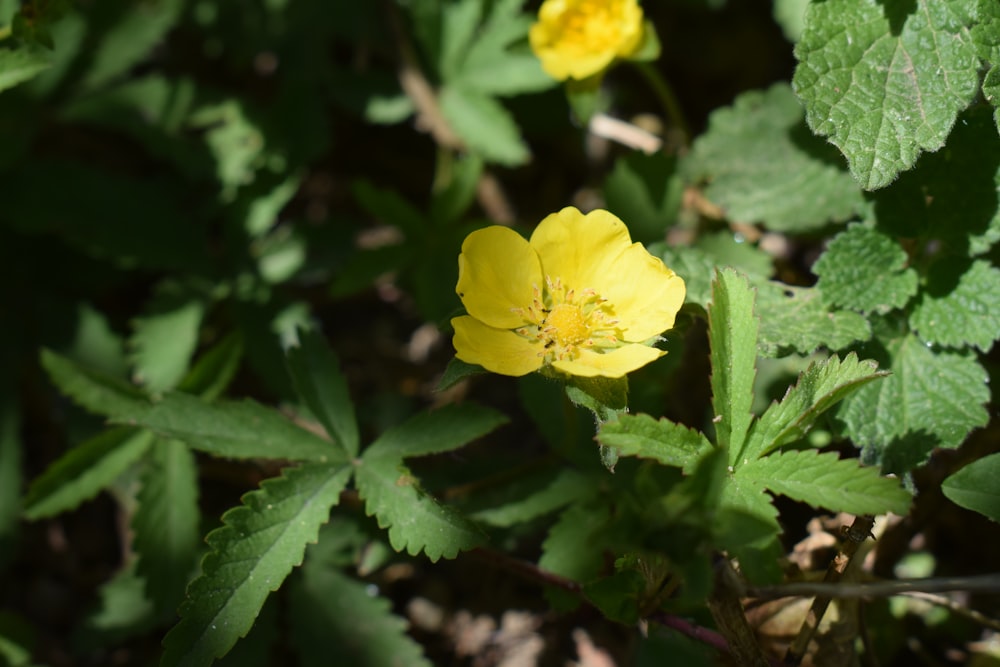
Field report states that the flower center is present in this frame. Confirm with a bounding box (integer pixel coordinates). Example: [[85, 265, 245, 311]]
[[512, 275, 622, 364], [545, 303, 589, 346]]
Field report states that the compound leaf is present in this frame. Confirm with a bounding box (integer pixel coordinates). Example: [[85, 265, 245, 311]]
[[598, 414, 713, 472]]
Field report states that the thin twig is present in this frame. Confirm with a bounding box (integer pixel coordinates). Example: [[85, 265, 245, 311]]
[[784, 515, 875, 666], [747, 574, 1000, 600], [899, 591, 1000, 632], [588, 113, 663, 154]]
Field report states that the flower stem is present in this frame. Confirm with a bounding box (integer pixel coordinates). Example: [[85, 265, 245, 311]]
[[632, 61, 690, 147]]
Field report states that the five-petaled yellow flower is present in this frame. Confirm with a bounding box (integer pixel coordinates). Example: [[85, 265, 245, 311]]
[[451, 207, 685, 378], [529, 0, 645, 81]]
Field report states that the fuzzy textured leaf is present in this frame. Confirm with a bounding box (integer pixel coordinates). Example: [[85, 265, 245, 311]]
[[756, 283, 872, 356], [289, 565, 431, 667], [133, 439, 200, 614], [813, 224, 919, 314], [684, 83, 864, 231], [738, 449, 911, 515], [354, 404, 504, 560], [598, 414, 714, 472], [23, 428, 153, 520], [941, 453, 1000, 522], [793, 0, 981, 190], [113, 392, 342, 462], [909, 258, 1000, 351], [744, 353, 887, 462], [839, 333, 990, 456], [707, 269, 758, 465], [286, 330, 359, 457], [161, 462, 352, 667]]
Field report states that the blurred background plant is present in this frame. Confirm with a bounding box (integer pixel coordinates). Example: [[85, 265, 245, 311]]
[[3, 1, 1000, 666]]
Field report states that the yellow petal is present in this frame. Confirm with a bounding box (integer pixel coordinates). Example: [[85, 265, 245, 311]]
[[452, 316, 544, 377], [457, 226, 542, 330], [600, 245, 686, 342], [615, 0, 645, 57], [529, 207, 632, 291], [552, 344, 664, 378]]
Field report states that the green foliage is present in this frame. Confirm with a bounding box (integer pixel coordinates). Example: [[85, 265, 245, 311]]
[[10, 1, 1000, 664], [794, 0, 984, 190], [941, 453, 1000, 522], [684, 83, 864, 231], [161, 462, 353, 667]]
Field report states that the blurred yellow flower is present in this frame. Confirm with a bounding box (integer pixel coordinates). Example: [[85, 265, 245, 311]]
[[451, 207, 685, 378], [529, 0, 645, 81]]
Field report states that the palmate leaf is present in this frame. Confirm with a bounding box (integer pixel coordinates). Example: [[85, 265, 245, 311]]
[[113, 392, 342, 462], [23, 428, 154, 520], [161, 462, 352, 667], [354, 404, 505, 561], [133, 439, 200, 615], [742, 353, 887, 463], [738, 449, 911, 516], [942, 453, 1000, 522], [289, 565, 431, 667], [707, 269, 758, 466], [793, 0, 981, 190], [286, 330, 360, 457], [598, 414, 713, 472]]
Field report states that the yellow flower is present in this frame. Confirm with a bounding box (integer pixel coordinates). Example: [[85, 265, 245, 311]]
[[451, 207, 685, 378], [529, 0, 645, 81]]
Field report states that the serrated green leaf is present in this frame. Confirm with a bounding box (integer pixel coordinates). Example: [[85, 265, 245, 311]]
[[40, 348, 149, 418], [871, 105, 1000, 254], [756, 283, 872, 357], [77, 561, 158, 651], [456, 4, 556, 96], [910, 258, 1000, 351], [793, 0, 981, 190], [717, 480, 784, 583], [597, 414, 713, 472], [129, 284, 208, 393], [941, 453, 1000, 522], [707, 269, 758, 465], [133, 439, 200, 615], [698, 232, 775, 279], [684, 83, 864, 231], [604, 152, 684, 243], [738, 449, 911, 515], [813, 224, 918, 314], [0, 46, 52, 93], [286, 330, 359, 457], [656, 246, 714, 308], [354, 405, 502, 560], [774, 0, 809, 42], [113, 392, 342, 462], [23, 428, 153, 521], [213, 596, 279, 667], [470, 468, 594, 527], [744, 353, 887, 462], [364, 403, 506, 460], [439, 84, 529, 165], [176, 333, 244, 401], [838, 332, 989, 456], [161, 462, 352, 667], [289, 566, 431, 667]]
